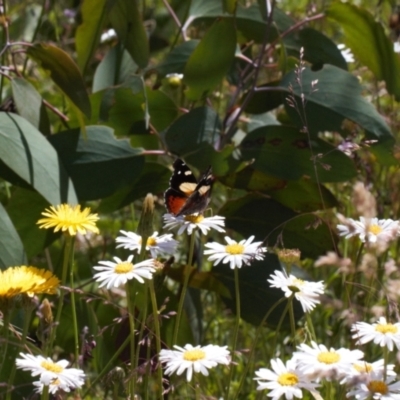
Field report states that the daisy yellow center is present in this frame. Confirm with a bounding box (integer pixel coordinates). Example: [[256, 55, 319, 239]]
[[184, 215, 204, 223], [375, 323, 397, 334], [353, 363, 372, 373], [277, 372, 299, 386], [40, 360, 64, 373], [115, 262, 134, 274], [225, 244, 245, 255], [288, 278, 304, 293], [183, 349, 206, 361], [367, 380, 388, 395], [368, 224, 382, 235], [147, 237, 157, 246], [317, 351, 340, 364]]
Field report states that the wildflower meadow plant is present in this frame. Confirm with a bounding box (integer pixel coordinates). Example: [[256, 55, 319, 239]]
[[3, 2, 400, 397]]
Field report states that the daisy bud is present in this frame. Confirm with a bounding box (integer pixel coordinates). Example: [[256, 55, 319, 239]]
[[137, 193, 155, 254]]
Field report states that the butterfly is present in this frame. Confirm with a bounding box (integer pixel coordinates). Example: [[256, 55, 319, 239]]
[[164, 159, 214, 217]]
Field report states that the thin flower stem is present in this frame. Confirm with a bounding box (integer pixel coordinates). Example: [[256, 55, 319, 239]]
[[288, 299, 297, 346], [126, 282, 137, 397], [305, 312, 317, 342], [149, 279, 163, 399], [0, 309, 12, 378], [69, 259, 80, 368], [6, 306, 33, 400], [41, 384, 49, 400], [226, 267, 241, 399], [233, 297, 287, 400], [172, 231, 196, 345], [46, 235, 74, 355], [195, 375, 201, 400]]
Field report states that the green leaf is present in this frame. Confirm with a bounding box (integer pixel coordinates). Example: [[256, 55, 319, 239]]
[[327, 3, 400, 100], [109, 0, 149, 68], [220, 194, 336, 259], [281, 65, 395, 164], [6, 188, 57, 258], [164, 106, 221, 155], [240, 125, 357, 182], [156, 40, 199, 77], [92, 47, 138, 92], [99, 162, 171, 212], [213, 254, 304, 328], [184, 18, 236, 100], [11, 77, 44, 130], [75, 0, 108, 74], [0, 112, 77, 205], [47, 126, 144, 201], [27, 43, 91, 118], [0, 202, 26, 268]]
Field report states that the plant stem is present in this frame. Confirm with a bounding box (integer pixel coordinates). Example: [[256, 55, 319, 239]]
[[172, 231, 196, 346], [46, 235, 74, 355], [126, 281, 137, 397], [226, 267, 241, 399], [149, 279, 163, 399]]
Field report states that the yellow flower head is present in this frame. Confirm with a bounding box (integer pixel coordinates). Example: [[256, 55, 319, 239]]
[[0, 266, 60, 298], [37, 204, 99, 236]]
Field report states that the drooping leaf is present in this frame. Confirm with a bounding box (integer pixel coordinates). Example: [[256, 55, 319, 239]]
[[240, 125, 357, 182], [220, 194, 336, 259], [0, 112, 77, 205], [327, 3, 400, 100], [109, 0, 149, 68], [212, 254, 304, 328], [47, 126, 144, 201], [75, 0, 108, 74], [183, 18, 236, 100], [0, 202, 26, 269], [27, 43, 91, 118]]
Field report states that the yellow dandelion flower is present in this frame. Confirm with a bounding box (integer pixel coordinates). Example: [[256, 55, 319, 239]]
[[37, 204, 99, 236], [0, 266, 60, 298]]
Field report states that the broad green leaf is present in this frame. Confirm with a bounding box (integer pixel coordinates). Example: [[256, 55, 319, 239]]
[[244, 81, 285, 114], [27, 43, 91, 118], [156, 40, 199, 77], [0, 112, 77, 205], [99, 162, 171, 212], [47, 126, 144, 201], [213, 254, 304, 328], [0, 202, 26, 268], [75, 0, 108, 74], [327, 3, 400, 100], [11, 77, 43, 129], [92, 47, 138, 92], [109, 0, 149, 68], [184, 18, 236, 100], [220, 194, 336, 259], [164, 106, 221, 155], [223, 0, 237, 14], [281, 65, 395, 164], [240, 125, 357, 182], [6, 188, 57, 258]]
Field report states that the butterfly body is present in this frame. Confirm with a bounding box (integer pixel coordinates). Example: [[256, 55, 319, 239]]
[[164, 159, 214, 216]]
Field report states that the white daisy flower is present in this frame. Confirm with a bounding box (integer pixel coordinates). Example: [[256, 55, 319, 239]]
[[254, 358, 319, 400], [293, 342, 364, 381], [159, 344, 230, 382], [351, 317, 400, 351], [267, 270, 324, 313], [33, 379, 73, 394], [163, 213, 225, 235], [204, 235, 266, 269], [15, 353, 85, 389], [337, 217, 399, 244], [342, 359, 396, 385], [93, 255, 155, 288], [115, 230, 178, 258], [347, 374, 400, 400]]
